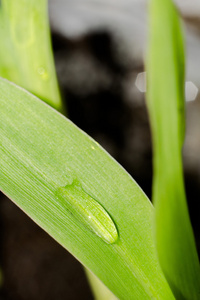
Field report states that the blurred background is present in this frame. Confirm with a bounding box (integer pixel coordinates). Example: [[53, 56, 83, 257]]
[[0, 0, 200, 299]]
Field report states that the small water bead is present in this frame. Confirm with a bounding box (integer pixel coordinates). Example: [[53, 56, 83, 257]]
[[37, 66, 50, 81], [56, 179, 118, 244]]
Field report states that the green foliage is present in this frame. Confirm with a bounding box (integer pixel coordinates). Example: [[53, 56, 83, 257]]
[[0, 79, 174, 299], [85, 269, 117, 300], [0, 0, 62, 110], [146, 0, 200, 298], [0, 0, 199, 299]]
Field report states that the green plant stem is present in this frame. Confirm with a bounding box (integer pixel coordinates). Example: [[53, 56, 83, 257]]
[[146, 0, 200, 298]]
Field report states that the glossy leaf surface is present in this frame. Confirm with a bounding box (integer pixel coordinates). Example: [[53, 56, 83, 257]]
[[0, 78, 174, 299]]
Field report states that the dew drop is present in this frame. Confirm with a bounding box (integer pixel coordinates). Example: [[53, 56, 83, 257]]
[[56, 179, 118, 244], [37, 66, 50, 81]]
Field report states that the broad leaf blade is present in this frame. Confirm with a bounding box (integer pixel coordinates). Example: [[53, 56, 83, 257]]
[[0, 78, 174, 299], [0, 0, 62, 110], [146, 0, 200, 298]]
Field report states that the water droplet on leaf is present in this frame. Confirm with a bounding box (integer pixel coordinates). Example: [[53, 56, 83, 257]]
[[37, 66, 49, 81], [56, 179, 118, 244]]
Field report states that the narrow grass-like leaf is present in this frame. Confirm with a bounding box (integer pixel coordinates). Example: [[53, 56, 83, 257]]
[[0, 0, 62, 110], [0, 78, 175, 299], [146, 0, 200, 298], [85, 269, 118, 300], [0, 8, 18, 83]]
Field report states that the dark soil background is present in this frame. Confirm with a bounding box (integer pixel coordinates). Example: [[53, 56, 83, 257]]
[[0, 27, 200, 300]]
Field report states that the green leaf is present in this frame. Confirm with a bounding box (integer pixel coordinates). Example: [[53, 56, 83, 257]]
[[0, 78, 174, 299], [85, 269, 118, 300], [146, 0, 200, 298], [0, 0, 62, 111]]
